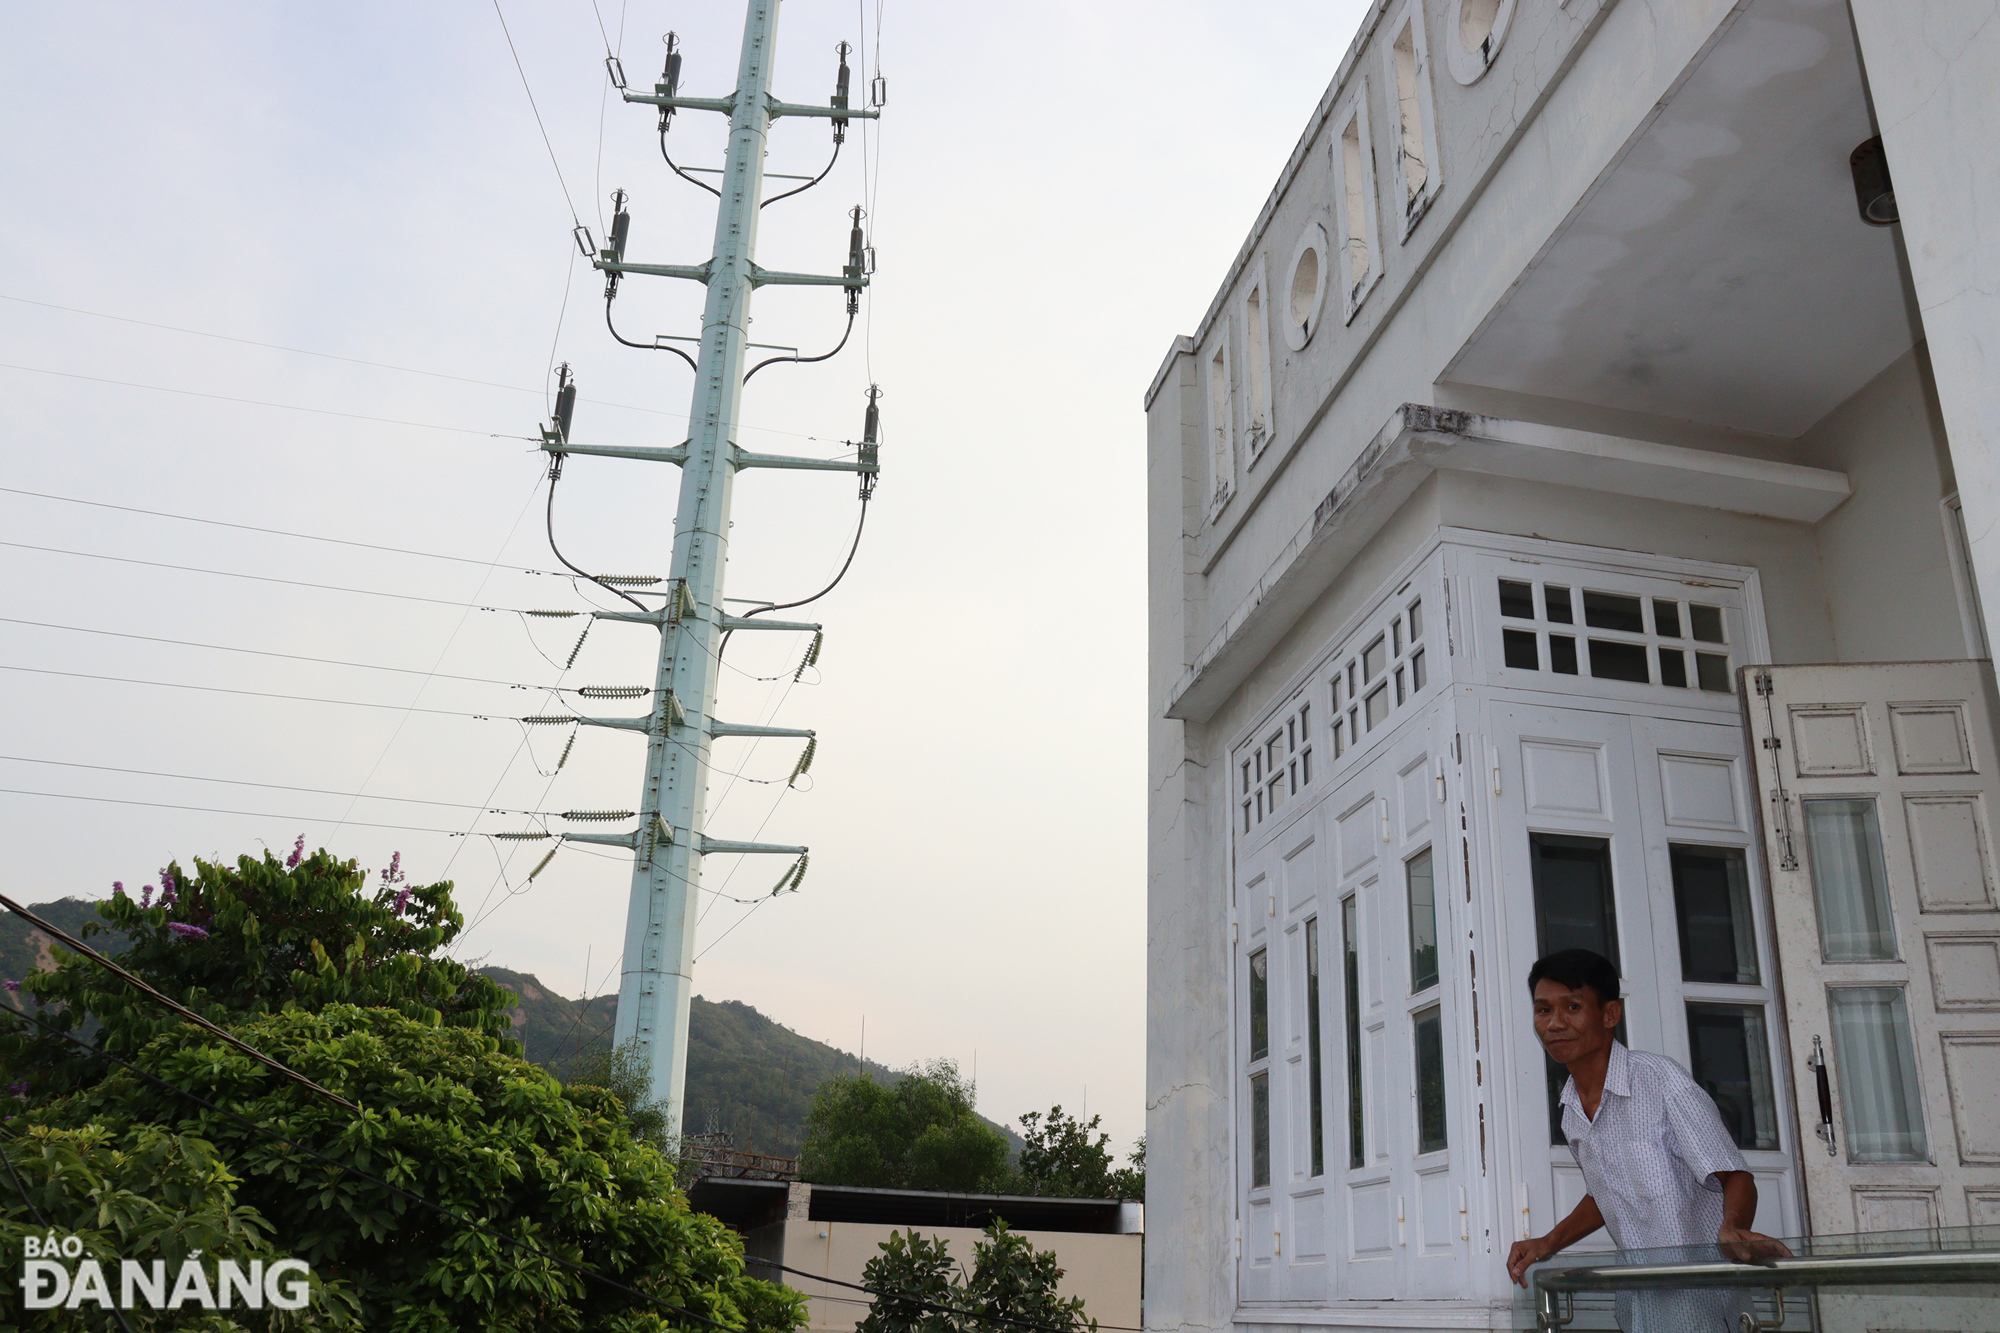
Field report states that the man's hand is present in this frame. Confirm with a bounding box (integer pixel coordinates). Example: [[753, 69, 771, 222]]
[[1717, 1224, 1792, 1265], [1507, 1235, 1557, 1288]]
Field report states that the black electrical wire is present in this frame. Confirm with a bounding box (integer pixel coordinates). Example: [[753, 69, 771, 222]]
[[660, 126, 722, 198], [744, 309, 857, 384], [545, 470, 648, 611], [0, 662, 492, 719], [605, 299, 699, 371], [759, 140, 841, 209], [0, 1005, 744, 1332], [717, 496, 869, 665]]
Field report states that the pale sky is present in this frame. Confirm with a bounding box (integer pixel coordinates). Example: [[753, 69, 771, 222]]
[[0, 0, 1368, 1154]]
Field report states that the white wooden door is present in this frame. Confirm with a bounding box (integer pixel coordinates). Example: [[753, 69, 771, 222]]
[[1746, 661, 2000, 1235]]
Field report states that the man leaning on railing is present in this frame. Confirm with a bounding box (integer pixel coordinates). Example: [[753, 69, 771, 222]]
[[1505, 949, 1790, 1332]]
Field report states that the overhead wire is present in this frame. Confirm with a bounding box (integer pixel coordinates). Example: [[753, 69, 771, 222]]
[[0, 788, 466, 836], [489, 0, 584, 226], [0, 663, 506, 719], [0, 754, 583, 817], [744, 309, 856, 383]]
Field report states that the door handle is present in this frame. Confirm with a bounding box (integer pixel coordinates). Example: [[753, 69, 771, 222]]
[[1807, 1035, 1837, 1157]]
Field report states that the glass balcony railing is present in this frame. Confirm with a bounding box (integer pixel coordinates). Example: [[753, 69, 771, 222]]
[[1514, 1225, 2000, 1331]]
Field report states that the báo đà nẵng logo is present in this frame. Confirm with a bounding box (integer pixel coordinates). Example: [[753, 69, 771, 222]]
[[19, 1233, 312, 1311]]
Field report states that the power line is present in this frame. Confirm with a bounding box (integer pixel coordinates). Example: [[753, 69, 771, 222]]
[[490, 0, 584, 225], [0, 359, 530, 439], [0, 753, 539, 814], [0, 538, 558, 610], [0, 616, 604, 691], [0, 484, 570, 575], [0, 787, 469, 836], [0, 662, 502, 718]]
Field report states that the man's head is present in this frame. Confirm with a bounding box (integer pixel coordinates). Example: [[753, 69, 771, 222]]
[[1528, 949, 1622, 1068]]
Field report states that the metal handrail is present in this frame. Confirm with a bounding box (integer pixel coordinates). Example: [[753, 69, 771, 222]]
[[1533, 1248, 2000, 1331]]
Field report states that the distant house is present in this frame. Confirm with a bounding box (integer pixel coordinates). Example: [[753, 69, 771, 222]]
[[689, 1178, 1143, 1333]]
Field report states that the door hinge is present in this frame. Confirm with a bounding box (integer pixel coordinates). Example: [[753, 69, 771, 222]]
[[1753, 670, 1774, 697], [1762, 735, 1782, 750]]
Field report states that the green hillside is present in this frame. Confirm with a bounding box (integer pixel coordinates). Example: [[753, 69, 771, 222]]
[[1, 896, 121, 1008], [480, 965, 908, 1157]]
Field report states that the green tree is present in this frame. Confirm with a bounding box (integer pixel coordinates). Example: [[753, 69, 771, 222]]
[[799, 1060, 1009, 1192], [1013, 1106, 1144, 1200], [0, 843, 806, 1333], [856, 1222, 1095, 1333], [560, 1040, 675, 1156]]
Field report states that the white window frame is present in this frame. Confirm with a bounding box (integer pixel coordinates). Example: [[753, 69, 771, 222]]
[[1382, 0, 1444, 240], [1281, 222, 1330, 352], [1330, 88, 1384, 324], [1240, 257, 1276, 464], [1206, 334, 1235, 518], [1444, 0, 1515, 85]]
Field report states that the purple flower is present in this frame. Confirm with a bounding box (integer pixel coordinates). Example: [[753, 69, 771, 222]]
[[286, 835, 305, 869], [160, 868, 177, 905], [381, 851, 403, 886], [166, 922, 210, 941], [140, 884, 153, 909], [112, 881, 125, 897], [3, 980, 18, 994], [4, 1082, 24, 1098], [392, 884, 412, 917]]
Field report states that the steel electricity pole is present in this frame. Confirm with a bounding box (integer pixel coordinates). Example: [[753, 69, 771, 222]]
[[535, 0, 880, 1137]]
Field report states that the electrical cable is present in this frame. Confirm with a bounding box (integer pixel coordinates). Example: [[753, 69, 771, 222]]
[[718, 496, 869, 665], [0, 1004, 747, 1332], [0, 663, 503, 718], [0, 538, 568, 613], [0, 360, 534, 439], [659, 126, 723, 198], [743, 308, 856, 383], [490, 0, 584, 226], [760, 140, 841, 209], [0, 485, 570, 575], [0, 894, 359, 1111], [604, 299, 699, 371], [0, 788, 470, 836], [0, 616, 606, 691], [0, 754, 551, 814], [545, 472, 647, 611]]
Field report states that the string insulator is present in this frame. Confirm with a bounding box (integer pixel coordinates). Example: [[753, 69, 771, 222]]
[[790, 737, 817, 788], [528, 846, 560, 881], [563, 810, 635, 823], [557, 731, 577, 770], [521, 715, 575, 726], [795, 631, 824, 682], [565, 620, 593, 670], [595, 574, 662, 587], [495, 831, 553, 841], [525, 610, 580, 619], [577, 686, 650, 699]]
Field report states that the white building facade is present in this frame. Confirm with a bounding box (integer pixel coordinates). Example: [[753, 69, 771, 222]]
[[1145, 1, 2000, 1329]]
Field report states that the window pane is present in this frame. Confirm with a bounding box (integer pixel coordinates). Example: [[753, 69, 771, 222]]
[[1395, 665, 1406, 706], [1549, 635, 1579, 675], [1499, 579, 1536, 620], [1829, 987, 1928, 1162], [1249, 948, 1270, 1061], [1393, 619, 1404, 656], [1411, 647, 1427, 691], [1659, 647, 1689, 688], [1363, 634, 1387, 681], [1802, 800, 1898, 960], [1690, 604, 1726, 643], [1414, 1005, 1448, 1154], [1653, 599, 1683, 638], [1251, 1071, 1271, 1187], [1407, 848, 1439, 992], [1588, 639, 1650, 683], [1307, 918, 1325, 1177], [1583, 591, 1645, 633], [1365, 684, 1389, 729], [1671, 845, 1759, 984], [1686, 1003, 1779, 1150], [1545, 585, 1574, 625], [1695, 652, 1731, 693], [1343, 896, 1364, 1169], [1408, 599, 1423, 640], [1531, 833, 1619, 1145], [1503, 628, 1540, 670]]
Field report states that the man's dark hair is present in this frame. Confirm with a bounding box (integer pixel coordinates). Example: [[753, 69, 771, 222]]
[[1527, 949, 1622, 1007]]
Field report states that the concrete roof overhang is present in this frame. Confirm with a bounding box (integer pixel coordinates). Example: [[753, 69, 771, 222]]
[[1443, 0, 1921, 438], [1161, 404, 1849, 723]]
